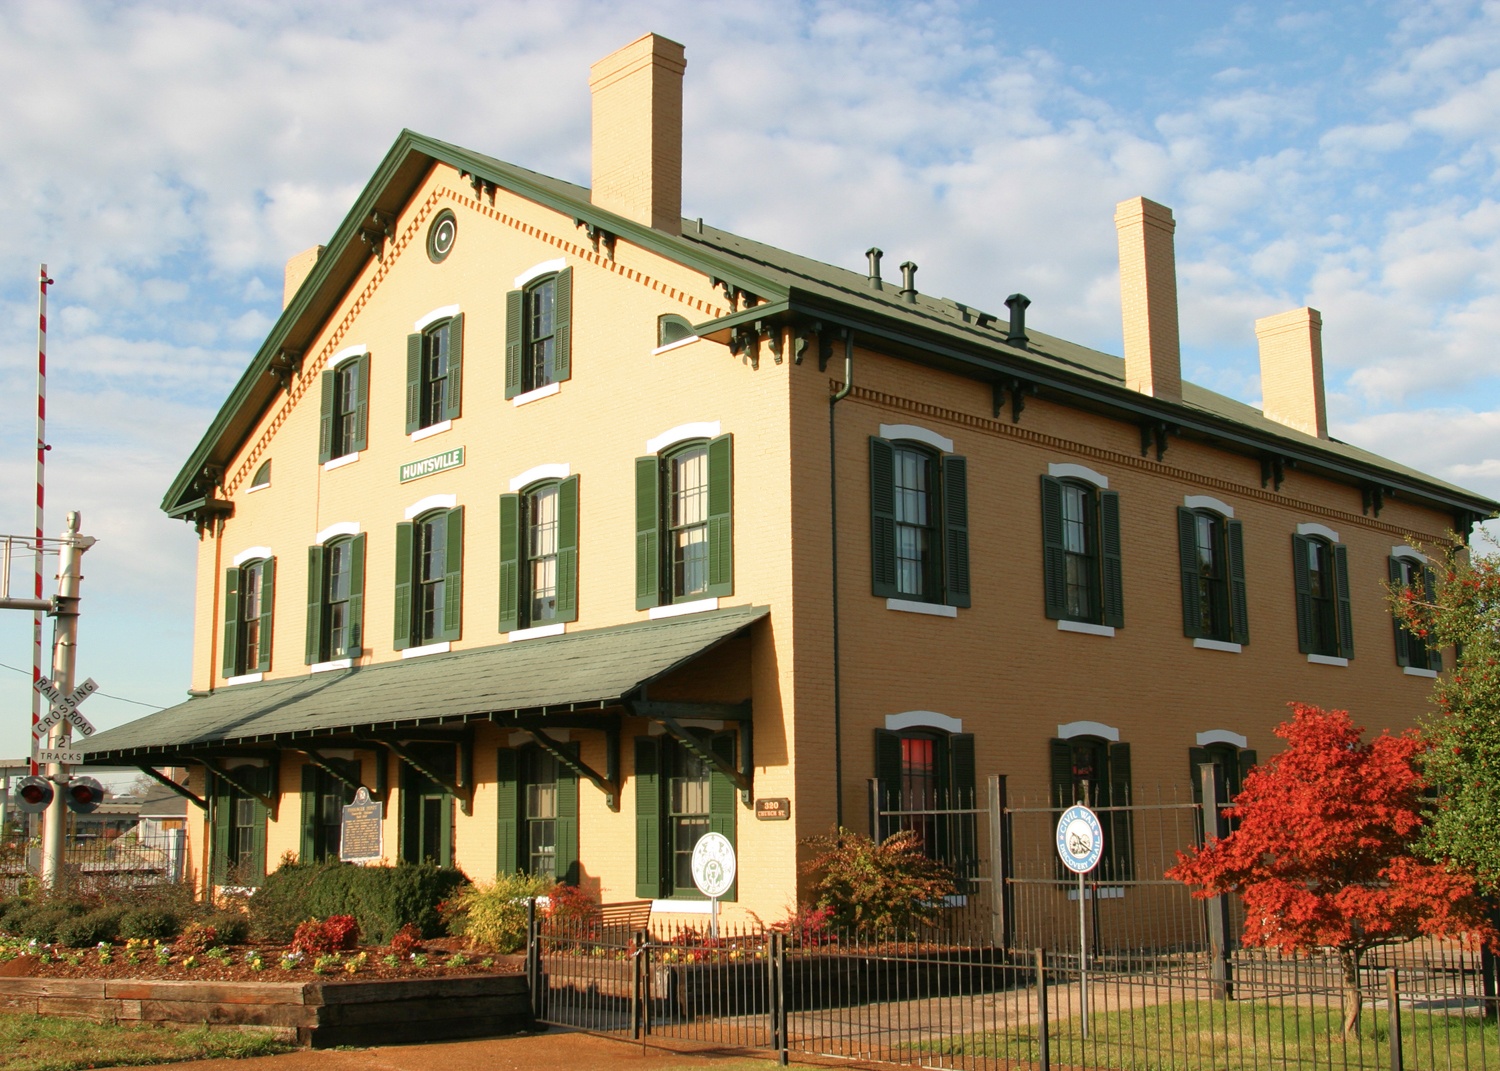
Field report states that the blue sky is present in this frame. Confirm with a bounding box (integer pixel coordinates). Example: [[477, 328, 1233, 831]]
[[1, 0, 1499, 752]]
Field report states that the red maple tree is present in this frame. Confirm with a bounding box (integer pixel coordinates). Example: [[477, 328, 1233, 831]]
[[1168, 703, 1495, 1035]]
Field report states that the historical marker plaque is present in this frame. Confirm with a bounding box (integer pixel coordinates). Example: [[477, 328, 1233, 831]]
[[340, 786, 384, 864]]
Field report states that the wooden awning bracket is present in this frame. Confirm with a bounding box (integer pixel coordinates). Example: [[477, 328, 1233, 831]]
[[359, 733, 473, 816], [136, 765, 206, 811], [526, 728, 620, 811], [647, 712, 754, 807], [294, 749, 364, 794], [197, 756, 277, 816]]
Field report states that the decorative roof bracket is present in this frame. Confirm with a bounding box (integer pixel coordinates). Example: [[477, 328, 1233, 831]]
[[136, 764, 206, 811], [992, 378, 1034, 423], [526, 728, 620, 811], [198, 756, 277, 816], [574, 218, 616, 257], [1362, 486, 1386, 517], [1139, 421, 1175, 461], [358, 211, 394, 260]]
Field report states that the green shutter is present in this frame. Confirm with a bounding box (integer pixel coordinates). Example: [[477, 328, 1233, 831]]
[[318, 371, 335, 463], [495, 749, 519, 875], [1425, 567, 1444, 671], [1049, 738, 1074, 808], [352, 354, 370, 452], [1040, 477, 1066, 619], [210, 772, 230, 883], [1334, 542, 1354, 658], [254, 559, 275, 673], [556, 476, 579, 622], [300, 764, 318, 863], [1292, 534, 1314, 654], [1100, 490, 1124, 628], [1237, 749, 1258, 792], [346, 533, 366, 655], [706, 433, 734, 598], [1177, 508, 1203, 638], [635, 456, 661, 610], [555, 743, 580, 885], [498, 494, 521, 633], [443, 313, 464, 421], [1227, 518, 1249, 644], [405, 333, 422, 434], [305, 545, 325, 666], [1389, 556, 1411, 667], [222, 568, 241, 677], [634, 736, 662, 899], [250, 767, 270, 884], [942, 455, 970, 608], [504, 289, 523, 399], [393, 522, 414, 650], [1187, 746, 1211, 805], [553, 268, 572, 383], [948, 733, 978, 886], [870, 438, 897, 598], [874, 729, 902, 842], [1105, 742, 1134, 881], [708, 733, 738, 901], [442, 506, 464, 641]]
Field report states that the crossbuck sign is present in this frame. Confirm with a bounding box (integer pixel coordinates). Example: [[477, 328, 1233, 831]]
[[32, 675, 98, 738]]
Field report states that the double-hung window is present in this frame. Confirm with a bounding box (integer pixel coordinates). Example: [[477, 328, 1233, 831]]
[[635, 733, 737, 900], [1176, 504, 1248, 644], [1049, 736, 1133, 880], [496, 743, 579, 882], [1292, 527, 1352, 660], [318, 352, 369, 463], [1042, 472, 1122, 627], [299, 760, 359, 863], [223, 557, 275, 677], [1188, 741, 1256, 805], [399, 742, 455, 866], [305, 535, 366, 664], [506, 268, 572, 398], [210, 764, 270, 885], [870, 434, 969, 607], [1390, 552, 1443, 672], [499, 478, 579, 632], [636, 435, 733, 609], [406, 314, 464, 433], [394, 508, 464, 649], [873, 727, 977, 883]]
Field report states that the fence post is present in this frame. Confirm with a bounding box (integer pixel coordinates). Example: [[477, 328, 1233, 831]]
[[1033, 947, 1049, 1071], [525, 898, 543, 1023], [770, 930, 789, 1066], [1387, 968, 1403, 1071], [632, 928, 646, 1040], [1199, 763, 1234, 999], [640, 927, 653, 1037], [988, 775, 1013, 951]]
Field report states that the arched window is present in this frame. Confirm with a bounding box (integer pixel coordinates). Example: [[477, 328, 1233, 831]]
[[874, 721, 976, 879], [395, 506, 464, 649], [306, 534, 366, 665], [249, 459, 271, 491], [1293, 529, 1351, 659], [636, 432, 733, 609], [499, 477, 579, 633], [223, 556, 274, 678], [1177, 506, 1247, 644], [658, 314, 695, 348], [506, 268, 573, 399], [869, 430, 969, 608], [1390, 552, 1442, 672], [1042, 472, 1122, 628], [1049, 732, 1133, 880], [406, 314, 464, 433]]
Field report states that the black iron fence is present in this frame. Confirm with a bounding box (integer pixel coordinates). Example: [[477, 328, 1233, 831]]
[[0, 830, 184, 894]]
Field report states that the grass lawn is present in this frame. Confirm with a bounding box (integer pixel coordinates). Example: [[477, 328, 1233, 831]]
[[917, 999, 1500, 1070], [0, 1013, 293, 1071]]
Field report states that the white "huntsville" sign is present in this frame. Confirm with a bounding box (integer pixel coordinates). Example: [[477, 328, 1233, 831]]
[[399, 447, 465, 483]]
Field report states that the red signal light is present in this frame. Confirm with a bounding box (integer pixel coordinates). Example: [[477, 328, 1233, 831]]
[[65, 776, 104, 814], [12, 776, 54, 813]]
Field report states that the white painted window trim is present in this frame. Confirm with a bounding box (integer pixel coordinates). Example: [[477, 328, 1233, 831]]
[[512, 382, 561, 407], [224, 672, 264, 687], [649, 597, 719, 620], [1049, 462, 1108, 488], [232, 546, 273, 568], [1058, 619, 1115, 637], [649, 718, 724, 734], [652, 336, 700, 355], [1403, 666, 1439, 678], [323, 452, 359, 472], [879, 423, 954, 454], [1184, 494, 1234, 518], [1193, 638, 1243, 654], [401, 641, 451, 659], [1392, 545, 1428, 564], [329, 344, 368, 369], [414, 304, 461, 332], [1057, 720, 1120, 742], [410, 419, 452, 443], [885, 711, 963, 734], [1307, 653, 1349, 667], [509, 463, 572, 493], [653, 899, 713, 914], [1297, 522, 1341, 543], [245, 481, 270, 494], [510, 729, 569, 747], [514, 257, 567, 289], [404, 494, 457, 521], [315, 522, 361, 545], [507, 622, 565, 642], [647, 421, 721, 455], [310, 658, 353, 674], [886, 598, 958, 618], [1196, 729, 1249, 749]]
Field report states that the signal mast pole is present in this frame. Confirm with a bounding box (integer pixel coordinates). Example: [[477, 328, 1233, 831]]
[[32, 266, 51, 775]]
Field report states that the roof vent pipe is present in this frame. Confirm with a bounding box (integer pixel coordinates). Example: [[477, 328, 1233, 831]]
[[1005, 293, 1031, 347], [899, 261, 918, 304], [866, 248, 884, 290]]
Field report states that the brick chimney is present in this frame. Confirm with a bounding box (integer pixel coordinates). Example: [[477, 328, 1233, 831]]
[[1114, 197, 1181, 402], [589, 33, 686, 236], [283, 245, 324, 308], [1256, 307, 1328, 439]]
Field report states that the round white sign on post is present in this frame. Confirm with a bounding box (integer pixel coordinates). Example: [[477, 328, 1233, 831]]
[[1055, 804, 1104, 874], [691, 832, 737, 899]]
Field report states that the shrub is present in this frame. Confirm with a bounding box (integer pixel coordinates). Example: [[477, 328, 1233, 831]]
[[291, 915, 360, 957], [767, 903, 836, 948], [446, 873, 552, 953], [204, 911, 249, 945], [56, 906, 126, 948], [13, 901, 89, 943], [251, 861, 468, 944], [388, 923, 422, 958], [174, 921, 220, 956], [546, 884, 601, 929], [801, 828, 957, 935], [119, 906, 181, 941]]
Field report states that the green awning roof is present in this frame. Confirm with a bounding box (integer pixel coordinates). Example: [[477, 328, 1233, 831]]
[[81, 605, 768, 760]]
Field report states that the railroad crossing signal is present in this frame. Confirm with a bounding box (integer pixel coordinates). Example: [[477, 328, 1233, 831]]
[[64, 776, 104, 814], [32, 675, 97, 739], [12, 775, 53, 813]]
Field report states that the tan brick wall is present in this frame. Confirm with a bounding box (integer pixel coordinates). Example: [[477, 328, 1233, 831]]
[[1257, 307, 1328, 439], [589, 34, 685, 235], [1116, 197, 1181, 402]]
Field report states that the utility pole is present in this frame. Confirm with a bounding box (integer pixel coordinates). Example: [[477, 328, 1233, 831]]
[[39, 512, 94, 890]]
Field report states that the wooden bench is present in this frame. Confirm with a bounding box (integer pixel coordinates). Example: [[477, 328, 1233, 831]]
[[596, 899, 654, 941]]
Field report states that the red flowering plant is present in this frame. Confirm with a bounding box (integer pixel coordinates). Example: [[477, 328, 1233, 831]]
[[291, 915, 361, 957], [1169, 704, 1496, 1036], [388, 923, 422, 958]]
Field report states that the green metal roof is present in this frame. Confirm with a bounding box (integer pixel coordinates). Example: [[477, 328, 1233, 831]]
[[80, 605, 767, 760]]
